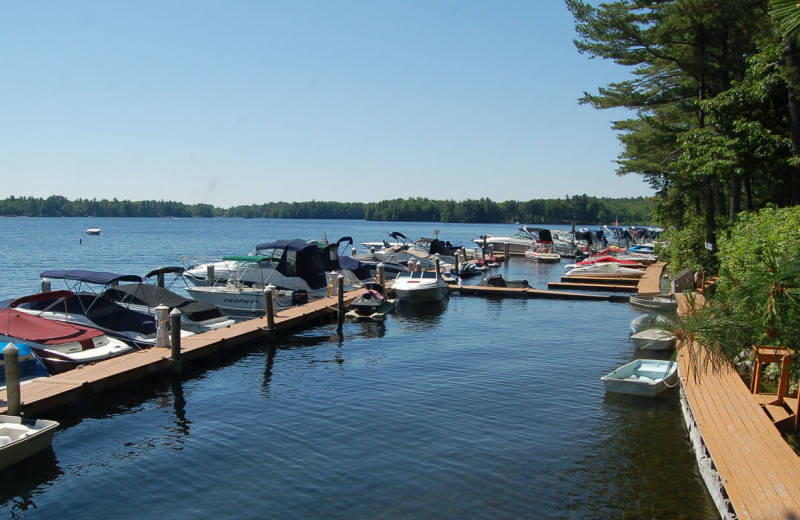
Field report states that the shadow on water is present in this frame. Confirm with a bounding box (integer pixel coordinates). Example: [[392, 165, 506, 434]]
[[0, 449, 62, 519], [557, 390, 718, 520]]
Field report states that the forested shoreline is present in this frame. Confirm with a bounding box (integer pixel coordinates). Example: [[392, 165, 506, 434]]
[[0, 194, 656, 225]]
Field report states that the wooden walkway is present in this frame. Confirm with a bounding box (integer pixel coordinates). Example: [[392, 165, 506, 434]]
[[0, 292, 353, 415], [677, 294, 800, 520]]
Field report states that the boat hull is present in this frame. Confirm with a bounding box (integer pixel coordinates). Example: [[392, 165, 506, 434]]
[[392, 272, 449, 301], [0, 416, 59, 470]]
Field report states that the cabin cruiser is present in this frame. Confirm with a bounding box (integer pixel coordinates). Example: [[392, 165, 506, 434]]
[[184, 240, 330, 298], [472, 227, 540, 254]]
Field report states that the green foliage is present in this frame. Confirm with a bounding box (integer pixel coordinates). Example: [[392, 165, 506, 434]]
[[0, 195, 658, 225], [658, 217, 716, 274]]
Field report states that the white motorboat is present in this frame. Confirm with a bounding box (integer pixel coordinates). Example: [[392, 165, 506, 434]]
[[601, 359, 679, 397], [628, 313, 670, 336], [472, 226, 538, 254], [85, 227, 101, 235], [0, 342, 50, 388], [564, 262, 645, 277], [629, 294, 678, 312], [0, 415, 59, 470], [630, 328, 676, 351], [392, 269, 449, 302], [185, 281, 305, 318], [524, 246, 561, 263]]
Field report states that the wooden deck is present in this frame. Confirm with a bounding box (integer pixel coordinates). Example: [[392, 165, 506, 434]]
[[677, 294, 800, 520], [637, 262, 666, 295], [0, 292, 354, 415]]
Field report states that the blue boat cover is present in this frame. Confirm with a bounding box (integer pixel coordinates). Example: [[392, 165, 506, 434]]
[[41, 270, 142, 285]]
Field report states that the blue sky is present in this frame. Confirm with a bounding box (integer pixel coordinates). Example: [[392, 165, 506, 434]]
[[1, 1, 648, 208]]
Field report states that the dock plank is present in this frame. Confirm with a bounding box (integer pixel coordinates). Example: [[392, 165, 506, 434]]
[[679, 320, 800, 519]]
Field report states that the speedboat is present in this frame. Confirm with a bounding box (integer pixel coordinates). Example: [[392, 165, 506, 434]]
[[185, 276, 307, 318], [18, 271, 195, 347], [601, 359, 679, 397], [102, 267, 237, 333], [345, 283, 394, 320], [564, 262, 645, 277], [392, 266, 449, 302], [0, 342, 50, 388], [0, 415, 59, 470], [85, 227, 101, 235], [1, 294, 134, 373]]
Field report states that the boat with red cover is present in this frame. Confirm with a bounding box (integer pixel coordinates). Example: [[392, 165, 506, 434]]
[[1, 291, 134, 373]]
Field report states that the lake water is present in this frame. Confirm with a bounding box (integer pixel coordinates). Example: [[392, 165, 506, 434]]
[[0, 217, 717, 519]]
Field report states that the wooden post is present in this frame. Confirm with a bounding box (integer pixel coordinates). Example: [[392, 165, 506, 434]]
[[3, 343, 20, 416], [155, 304, 170, 348], [483, 235, 487, 255], [377, 263, 385, 290], [170, 308, 182, 374], [264, 287, 276, 340], [454, 250, 461, 277], [504, 242, 510, 260], [435, 254, 441, 278], [41, 278, 51, 293], [337, 274, 345, 327], [206, 264, 215, 285]]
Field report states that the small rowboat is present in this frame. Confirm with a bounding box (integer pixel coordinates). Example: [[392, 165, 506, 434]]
[[0, 415, 59, 470], [601, 359, 679, 397]]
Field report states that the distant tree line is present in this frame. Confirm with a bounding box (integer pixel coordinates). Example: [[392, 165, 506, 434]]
[[0, 194, 656, 225]]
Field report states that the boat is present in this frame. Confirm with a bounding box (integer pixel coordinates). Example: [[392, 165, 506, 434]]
[[185, 277, 306, 317], [628, 313, 670, 336], [102, 267, 237, 333], [184, 240, 330, 298], [524, 246, 561, 263], [0, 415, 59, 470], [1, 293, 134, 373], [564, 262, 645, 277], [391, 266, 449, 302], [472, 226, 538, 254], [630, 328, 676, 351], [19, 271, 195, 347], [601, 359, 679, 397], [0, 342, 50, 388], [629, 294, 678, 312], [345, 283, 394, 320], [85, 227, 101, 235]]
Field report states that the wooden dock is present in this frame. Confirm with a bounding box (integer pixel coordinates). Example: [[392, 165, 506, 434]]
[[0, 292, 354, 416], [545, 262, 666, 295], [677, 294, 800, 520]]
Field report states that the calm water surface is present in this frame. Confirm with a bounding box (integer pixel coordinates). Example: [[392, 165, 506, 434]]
[[0, 218, 716, 519]]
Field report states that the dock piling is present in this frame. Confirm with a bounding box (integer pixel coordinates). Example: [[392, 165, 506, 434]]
[[504, 242, 510, 260], [206, 265, 215, 285], [264, 287, 276, 340], [337, 274, 345, 327], [170, 308, 182, 374], [377, 262, 385, 290], [3, 343, 20, 416], [41, 278, 51, 293], [155, 305, 170, 348]]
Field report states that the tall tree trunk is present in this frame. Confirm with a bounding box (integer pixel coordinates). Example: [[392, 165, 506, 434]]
[[785, 37, 800, 206], [744, 175, 752, 211], [714, 177, 726, 216], [730, 175, 741, 216]]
